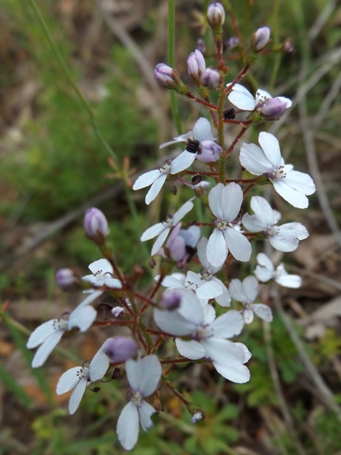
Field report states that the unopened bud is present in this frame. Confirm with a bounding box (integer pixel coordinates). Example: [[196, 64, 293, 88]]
[[201, 68, 220, 89], [84, 207, 109, 246], [102, 336, 138, 363], [261, 98, 287, 118], [55, 268, 82, 291], [283, 38, 294, 54], [161, 290, 182, 310], [154, 63, 182, 90], [207, 3, 225, 29], [226, 36, 239, 50], [196, 39, 206, 55], [191, 411, 203, 423], [187, 50, 206, 85], [252, 26, 271, 51], [196, 141, 222, 163]]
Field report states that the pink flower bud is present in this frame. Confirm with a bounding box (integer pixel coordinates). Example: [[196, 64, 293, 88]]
[[261, 98, 287, 118], [154, 63, 182, 89], [197, 140, 222, 163], [102, 336, 138, 363], [161, 290, 181, 310], [201, 68, 220, 89], [84, 207, 109, 246], [187, 50, 206, 84], [254, 26, 271, 51], [55, 268, 82, 291], [207, 3, 225, 29]]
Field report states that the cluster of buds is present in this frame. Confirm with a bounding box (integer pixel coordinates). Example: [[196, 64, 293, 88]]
[[26, 2, 314, 452]]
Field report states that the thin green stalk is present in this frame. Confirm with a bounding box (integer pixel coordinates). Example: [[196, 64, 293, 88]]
[[168, 0, 182, 134], [269, 0, 281, 91]]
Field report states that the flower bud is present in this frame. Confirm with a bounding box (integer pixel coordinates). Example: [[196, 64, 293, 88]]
[[201, 68, 220, 90], [154, 63, 182, 90], [166, 223, 201, 268], [191, 411, 203, 423], [261, 98, 287, 118], [187, 50, 206, 85], [196, 39, 206, 54], [161, 290, 181, 310], [55, 268, 82, 291], [84, 207, 109, 246], [101, 336, 138, 363], [252, 26, 271, 51], [283, 38, 294, 54], [207, 3, 225, 29], [226, 36, 239, 50], [196, 141, 222, 163]]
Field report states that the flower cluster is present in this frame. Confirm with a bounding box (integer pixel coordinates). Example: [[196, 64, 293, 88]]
[[26, 3, 315, 451]]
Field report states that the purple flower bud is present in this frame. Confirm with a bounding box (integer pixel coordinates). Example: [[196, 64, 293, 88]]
[[201, 68, 220, 89], [196, 39, 206, 55], [187, 50, 206, 84], [197, 140, 222, 163], [226, 36, 239, 50], [101, 336, 138, 363], [207, 3, 225, 29], [154, 63, 182, 89], [84, 207, 109, 245], [161, 290, 182, 310], [166, 223, 201, 268], [55, 268, 82, 291], [261, 98, 287, 118], [253, 26, 271, 51]]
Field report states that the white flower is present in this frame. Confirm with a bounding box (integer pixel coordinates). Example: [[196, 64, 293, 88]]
[[116, 354, 162, 451], [242, 196, 309, 252], [140, 198, 194, 255], [157, 270, 223, 306], [197, 237, 231, 307], [154, 289, 250, 383], [229, 276, 273, 324], [206, 183, 252, 267], [26, 290, 102, 368], [240, 132, 315, 209], [56, 365, 91, 415], [227, 83, 292, 112], [255, 253, 302, 288], [82, 259, 122, 292]]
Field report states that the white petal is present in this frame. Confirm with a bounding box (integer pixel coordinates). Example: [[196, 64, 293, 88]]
[[126, 355, 162, 397], [213, 278, 231, 307], [154, 309, 196, 336], [213, 360, 250, 383], [250, 196, 275, 226], [68, 305, 97, 332], [140, 223, 165, 241], [151, 227, 170, 256], [258, 132, 282, 169], [227, 84, 255, 111], [117, 402, 139, 451], [256, 253, 274, 271], [139, 401, 157, 431], [255, 265, 273, 282], [284, 170, 316, 195], [277, 96, 292, 108], [69, 377, 88, 415], [240, 143, 273, 175], [242, 276, 258, 302], [27, 319, 59, 349], [172, 198, 195, 225], [206, 229, 227, 268], [133, 170, 161, 190], [197, 237, 210, 271], [175, 339, 206, 360], [229, 279, 247, 303], [103, 277, 122, 289], [243, 309, 254, 324], [256, 88, 272, 101], [31, 329, 65, 368], [170, 151, 196, 174], [270, 234, 300, 252], [234, 342, 252, 362], [89, 350, 109, 382], [221, 183, 243, 222], [208, 183, 224, 218], [196, 281, 223, 299], [56, 366, 84, 395], [202, 304, 216, 324], [202, 338, 246, 364], [75, 290, 103, 310], [208, 310, 244, 338], [253, 304, 273, 322], [193, 117, 214, 142], [272, 179, 309, 209], [278, 222, 309, 240], [160, 274, 185, 288], [145, 173, 167, 205], [88, 258, 113, 275], [242, 213, 267, 233], [224, 228, 252, 262], [275, 274, 302, 288], [177, 289, 204, 325]]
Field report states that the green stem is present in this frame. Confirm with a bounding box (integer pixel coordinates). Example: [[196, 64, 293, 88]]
[[168, 0, 182, 134]]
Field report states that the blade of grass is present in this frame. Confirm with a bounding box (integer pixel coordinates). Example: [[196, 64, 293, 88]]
[[0, 364, 32, 408], [168, 0, 182, 135]]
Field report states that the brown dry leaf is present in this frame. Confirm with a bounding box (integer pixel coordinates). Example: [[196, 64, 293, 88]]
[[293, 234, 336, 268], [298, 295, 341, 339], [0, 339, 15, 356]]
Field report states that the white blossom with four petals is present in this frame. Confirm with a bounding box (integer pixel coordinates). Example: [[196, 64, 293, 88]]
[[240, 132, 315, 209], [206, 182, 252, 268], [56, 365, 92, 415], [82, 258, 122, 292], [229, 276, 273, 324], [116, 354, 162, 451], [140, 198, 194, 255], [254, 253, 302, 288], [242, 196, 309, 252]]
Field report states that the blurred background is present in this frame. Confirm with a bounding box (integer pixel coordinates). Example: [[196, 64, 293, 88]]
[[1, 0, 341, 454]]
